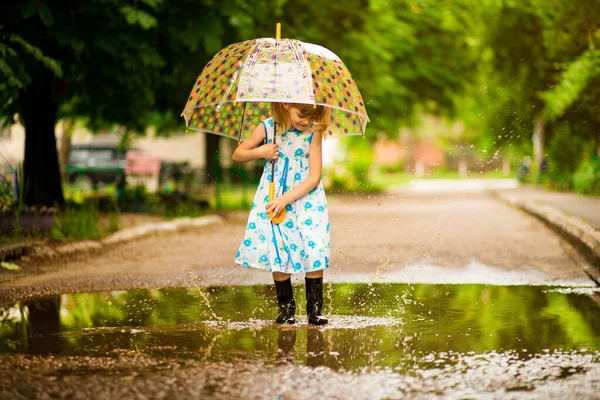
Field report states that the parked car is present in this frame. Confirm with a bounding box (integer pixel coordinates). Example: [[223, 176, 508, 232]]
[[66, 143, 126, 187]]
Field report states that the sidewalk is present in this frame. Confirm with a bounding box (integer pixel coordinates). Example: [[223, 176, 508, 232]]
[[494, 185, 600, 283]]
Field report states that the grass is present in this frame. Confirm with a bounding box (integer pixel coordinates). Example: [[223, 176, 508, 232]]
[[371, 169, 513, 190], [50, 206, 106, 241], [0, 206, 120, 245], [211, 183, 257, 211], [370, 171, 415, 189], [63, 183, 118, 204]]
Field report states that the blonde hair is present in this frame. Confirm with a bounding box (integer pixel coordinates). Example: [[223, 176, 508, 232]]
[[270, 103, 331, 136]]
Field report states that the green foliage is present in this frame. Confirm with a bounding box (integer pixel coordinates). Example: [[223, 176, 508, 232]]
[[2, 0, 600, 199], [545, 124, 589, 190], [449, 0, 599, 195], [211, 183, 254, 211], [51, 206, 103, 241], [296, 0, 476, 136], [543, 48, 600, 121], [0, 262, 21, 271], [379, 161, 406, 175], [0, 33, 63, 122], [573, 156, 600, 195], [347, 138, 374, 186], [0, 177, 13, 211], [121, 185, 151, 205], [323, 137, 383, 193], [369, 170, 414, 189], [0, 0, 279, 133]]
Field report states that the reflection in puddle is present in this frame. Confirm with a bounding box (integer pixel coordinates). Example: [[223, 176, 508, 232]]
[[1, 283, 600, 375]]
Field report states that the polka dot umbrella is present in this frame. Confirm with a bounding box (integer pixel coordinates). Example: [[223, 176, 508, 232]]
[[181, 30, 369, 140]]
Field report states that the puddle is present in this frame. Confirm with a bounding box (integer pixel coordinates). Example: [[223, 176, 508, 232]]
[[1, 283, 599, 375]]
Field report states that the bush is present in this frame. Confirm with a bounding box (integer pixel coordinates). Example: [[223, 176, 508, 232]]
[[0, 178, 13, 211], [379, 161, 406, 174], [348, 139, 373, 186], [545, 124, 588, 190], [573, 156, 600, 195], [51, 205, 103, 240]]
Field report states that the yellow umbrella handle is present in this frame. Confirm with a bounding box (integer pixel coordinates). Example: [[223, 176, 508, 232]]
[[268, 118, 286, 224], [267, 182, 286, 224]]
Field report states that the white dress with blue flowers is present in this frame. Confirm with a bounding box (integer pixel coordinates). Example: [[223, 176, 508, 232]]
[[235, 118, 330, 274]]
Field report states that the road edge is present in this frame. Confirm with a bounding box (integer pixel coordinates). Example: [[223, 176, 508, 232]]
[[493, 191, 600, 285], [1, 215, 224, 263]]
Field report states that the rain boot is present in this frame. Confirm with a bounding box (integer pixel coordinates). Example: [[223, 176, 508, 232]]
[[276, 328, 296, 364], [305, 277, 328, 325], [274, 278, 296, 324], [306, 328, 325, 366]]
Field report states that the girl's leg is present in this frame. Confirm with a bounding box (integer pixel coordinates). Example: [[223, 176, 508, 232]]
[[273, 272, 293, 281], [305, 270, 323, 279], [272, 272, 295, 324], [305, 270, 328, 325]]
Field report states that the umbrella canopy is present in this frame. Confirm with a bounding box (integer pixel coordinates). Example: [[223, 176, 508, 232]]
[[181, 38, 368, 140]]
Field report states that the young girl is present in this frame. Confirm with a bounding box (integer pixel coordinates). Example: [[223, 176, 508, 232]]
[[232, 102, 331, 326]]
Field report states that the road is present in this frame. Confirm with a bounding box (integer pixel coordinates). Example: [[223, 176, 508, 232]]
[[0, 190, 593, 304], [1, 188, 599, 399]]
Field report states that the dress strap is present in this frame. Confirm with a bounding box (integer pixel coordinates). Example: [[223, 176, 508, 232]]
[[277, 157, 289, 196], [262, 118, 273, 144]]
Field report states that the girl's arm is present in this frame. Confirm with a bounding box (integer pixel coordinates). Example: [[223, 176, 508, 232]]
[[266, 131, 323, 217], [232, 123, 279, 163]]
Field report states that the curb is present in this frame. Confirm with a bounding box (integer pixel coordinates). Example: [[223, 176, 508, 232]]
[[495, 192, 600, 283], [0, 215, 224, 263]]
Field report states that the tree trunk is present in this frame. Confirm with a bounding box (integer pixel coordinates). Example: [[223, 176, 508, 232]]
[[594, 116, 600, 158], [205, 134, 220, 184], [23, 296, 62, 354], [59, 119, 75, 184], [20, 75, 64, 207], [533, 110, 545, 172], [596, 94, 600, 158]]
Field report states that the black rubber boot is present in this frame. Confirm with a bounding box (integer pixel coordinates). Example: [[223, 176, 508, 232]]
[[306, 328, 325, 366], [305, 277, 328, 325], [276, 329, 296, 364], [274, 278, 296, 324]]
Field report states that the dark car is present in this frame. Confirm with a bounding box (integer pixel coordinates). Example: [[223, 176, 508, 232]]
[[66, 143, 126, 187]]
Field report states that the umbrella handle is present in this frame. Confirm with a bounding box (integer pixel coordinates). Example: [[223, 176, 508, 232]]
[[268, 182, 286, 224], [268, 119, 286, 224]]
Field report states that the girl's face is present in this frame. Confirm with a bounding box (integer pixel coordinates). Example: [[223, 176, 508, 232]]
[[287, 106, 314, 132]]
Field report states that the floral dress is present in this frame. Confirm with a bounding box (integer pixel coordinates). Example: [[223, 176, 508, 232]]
[[235, 118, 330, 274]]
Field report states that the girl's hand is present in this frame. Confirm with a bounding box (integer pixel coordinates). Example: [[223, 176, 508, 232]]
[[266, 196, 288, 219], [259, 143, 279, 161]]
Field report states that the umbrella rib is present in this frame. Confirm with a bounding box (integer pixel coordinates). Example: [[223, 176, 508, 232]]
[[243, 39, 267, 77], [289, 40, 314, 104], [273, 37, 279, 96], [237, 101, 248, 144], [216, 64, 240, 112]]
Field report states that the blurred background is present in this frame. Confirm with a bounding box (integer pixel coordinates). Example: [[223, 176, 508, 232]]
[[1, 0, 599, 242]]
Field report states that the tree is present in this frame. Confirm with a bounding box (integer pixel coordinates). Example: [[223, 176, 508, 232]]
[[0, 0, 273, 207], [266, 0, 478, 137], [460, 0, 600, 173]]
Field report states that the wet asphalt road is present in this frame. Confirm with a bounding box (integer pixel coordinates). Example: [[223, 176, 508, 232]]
[[0, 190, 594, 303]]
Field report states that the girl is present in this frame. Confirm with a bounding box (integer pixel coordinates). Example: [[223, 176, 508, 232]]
[[232, 102, 331, 326]]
